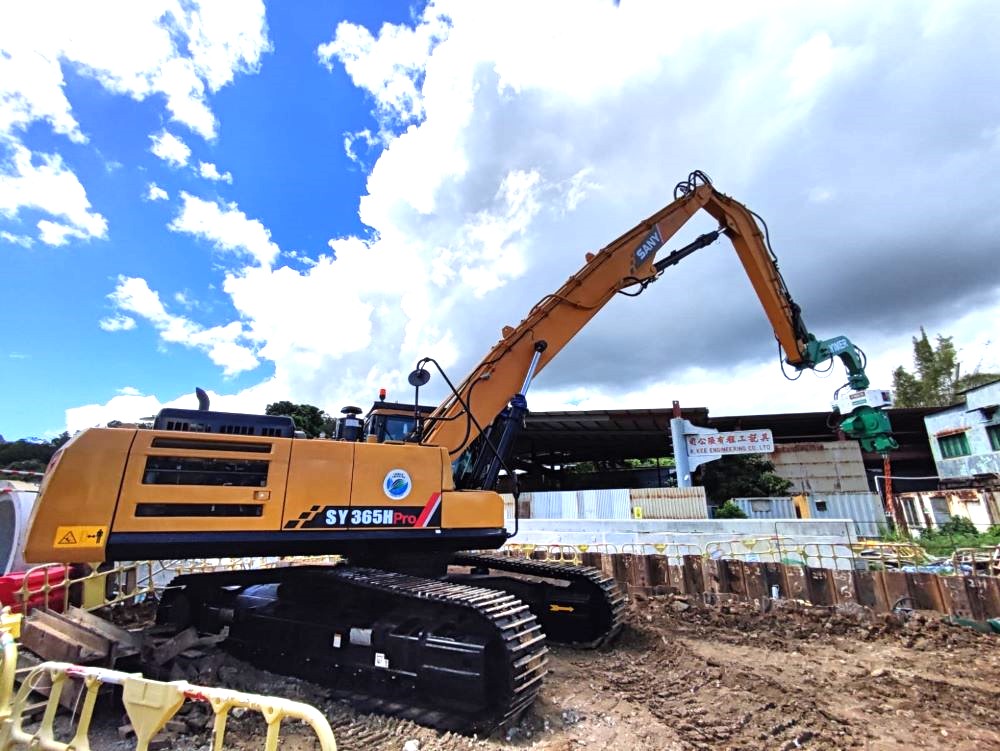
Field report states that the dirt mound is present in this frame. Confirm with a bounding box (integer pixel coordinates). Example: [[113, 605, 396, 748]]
[[76, 592, 1000, 750]]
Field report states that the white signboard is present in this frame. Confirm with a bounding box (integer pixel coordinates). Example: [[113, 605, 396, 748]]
[[685, 429, 774, 456]]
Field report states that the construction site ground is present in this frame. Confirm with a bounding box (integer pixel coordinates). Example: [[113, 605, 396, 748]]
[[48, 595, 1000, 751]]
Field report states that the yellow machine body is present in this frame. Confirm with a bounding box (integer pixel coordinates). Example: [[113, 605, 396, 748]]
[[25, 427, 504, 564]]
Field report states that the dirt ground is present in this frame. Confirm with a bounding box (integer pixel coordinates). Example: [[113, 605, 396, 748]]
[[74, 595, 1000, 750]]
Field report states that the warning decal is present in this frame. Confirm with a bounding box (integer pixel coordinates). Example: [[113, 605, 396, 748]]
[[53, 526, 108, 548]]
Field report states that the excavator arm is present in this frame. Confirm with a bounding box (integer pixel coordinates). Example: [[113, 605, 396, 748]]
[[421, 172, 896, 472]]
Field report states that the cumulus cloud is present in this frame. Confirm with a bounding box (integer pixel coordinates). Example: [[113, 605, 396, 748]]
[[108, 276, 259, 376], [0, 144, 107, 245], [0, 230, 33, 247], [168, 192, 280, 267], [99, 314, 137, 332], [149, 130, 191, 167], [198, 161, 232, 183], [145, 183, 169, 201], [0, 1, 270, 246], [76, 0, 1000, 429]]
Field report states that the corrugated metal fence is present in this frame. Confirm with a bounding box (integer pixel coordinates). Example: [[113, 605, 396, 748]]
[[733, 493, 887, 537]]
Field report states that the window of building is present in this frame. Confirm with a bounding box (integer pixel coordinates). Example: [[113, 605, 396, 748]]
[[989, 424, 1000, 452], [938, 432, 971, 459]]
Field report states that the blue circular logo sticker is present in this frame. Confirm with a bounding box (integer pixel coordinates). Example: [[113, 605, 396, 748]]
[[383, 469, 412, 500]]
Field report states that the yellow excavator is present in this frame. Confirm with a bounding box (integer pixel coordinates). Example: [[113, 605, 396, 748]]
[[24, 170, 895, 731]]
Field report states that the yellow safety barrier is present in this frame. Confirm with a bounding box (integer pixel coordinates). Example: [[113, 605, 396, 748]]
[[1, 661, 337, 751], [850, 541, 931, 570], [16, 561, 161, 615], [0, 609, 21, 732], [704, 536, 798, 564], [542, 544, 582, 564], [798, 542, 860, 570]]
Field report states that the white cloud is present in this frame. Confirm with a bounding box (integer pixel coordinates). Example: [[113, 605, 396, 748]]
[[0, 144, 107, 245], [149, 130, 191, 167], [116, 386, 141, 396], [99, 314, 137, 332], [0, 1, 270, 143], [0, 230, 33, 247], [108, 275, 258, 376], [0, 2, 270, 248], [74, 0, 1000, 433], [169, 192, 280, 267], [145, 183, 169, 201], [198, 161, 232, 183]]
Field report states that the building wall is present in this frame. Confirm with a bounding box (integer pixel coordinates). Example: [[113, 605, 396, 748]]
[[769, 441, 869, 494], [896, 488, 1000, 532], [924, 381, 1000, 481]]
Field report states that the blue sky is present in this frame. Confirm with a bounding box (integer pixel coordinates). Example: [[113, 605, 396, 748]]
[[2, 0, 999, 441]]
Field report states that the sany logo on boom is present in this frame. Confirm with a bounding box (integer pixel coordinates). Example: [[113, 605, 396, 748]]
[[633, 226, 663, 266]]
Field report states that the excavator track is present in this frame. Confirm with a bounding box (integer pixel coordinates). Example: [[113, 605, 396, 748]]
[[450, 553, 627, 648], [158, 564, 548, 733]]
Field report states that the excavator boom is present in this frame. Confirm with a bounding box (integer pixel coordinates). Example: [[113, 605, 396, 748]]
[[423, 172, 896, 458]]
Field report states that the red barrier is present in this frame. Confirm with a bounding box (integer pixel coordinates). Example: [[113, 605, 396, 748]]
[[0, 565, 68, 613]]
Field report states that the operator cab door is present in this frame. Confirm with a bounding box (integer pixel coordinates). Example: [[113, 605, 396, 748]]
[[113, 432, 291, 533]]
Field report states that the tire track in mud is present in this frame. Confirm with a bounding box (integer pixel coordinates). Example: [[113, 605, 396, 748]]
[[592, 625, 868, 750]]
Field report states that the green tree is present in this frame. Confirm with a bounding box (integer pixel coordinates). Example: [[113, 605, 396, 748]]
[[265, 401, 336, 438], [893, 328, 998, 407], [714, 500, 749, 519], [700, 453, 791, 504]]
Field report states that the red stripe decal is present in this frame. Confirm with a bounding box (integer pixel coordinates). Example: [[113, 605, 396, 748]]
[[415, 492, 441, 527]]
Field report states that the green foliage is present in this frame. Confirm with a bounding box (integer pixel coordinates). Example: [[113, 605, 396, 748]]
[[936, 516, 979, 536], [892, 327, 998, 407], [265, 401, 336, 438], [884, 517, 1000, 557], [714, 500, 748, 519], [566, 457, 674, 474], [700, 453, 791, 504], [0, 433, 70, 472]]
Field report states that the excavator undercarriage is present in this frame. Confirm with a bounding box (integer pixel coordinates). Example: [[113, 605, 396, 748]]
[[158, 554, 624, 732]]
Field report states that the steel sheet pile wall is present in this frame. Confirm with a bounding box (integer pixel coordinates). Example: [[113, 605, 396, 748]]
[[514, 547, 1000, 623]]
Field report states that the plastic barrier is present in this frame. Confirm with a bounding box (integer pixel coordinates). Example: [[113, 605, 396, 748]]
[[1, 660, 338, 751], [1, 567, 67, 614], [15, 561, 157, 615]]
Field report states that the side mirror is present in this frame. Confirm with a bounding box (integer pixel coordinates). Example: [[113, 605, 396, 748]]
[[408, 368, 431, 387]]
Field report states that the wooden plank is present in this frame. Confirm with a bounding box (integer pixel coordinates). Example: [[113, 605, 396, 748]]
[[20, 620, 104, 664], [831, 570, 857, 605], [783, 565, 808, 602], [682, 555, 704, 595], [805, 567, 835, 606], [906, 573, 945, 613], [149, 627, 200, 666], [28, 610, 110, 659], [940, 576, 974, 618], [64, 606, 141, 652]]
